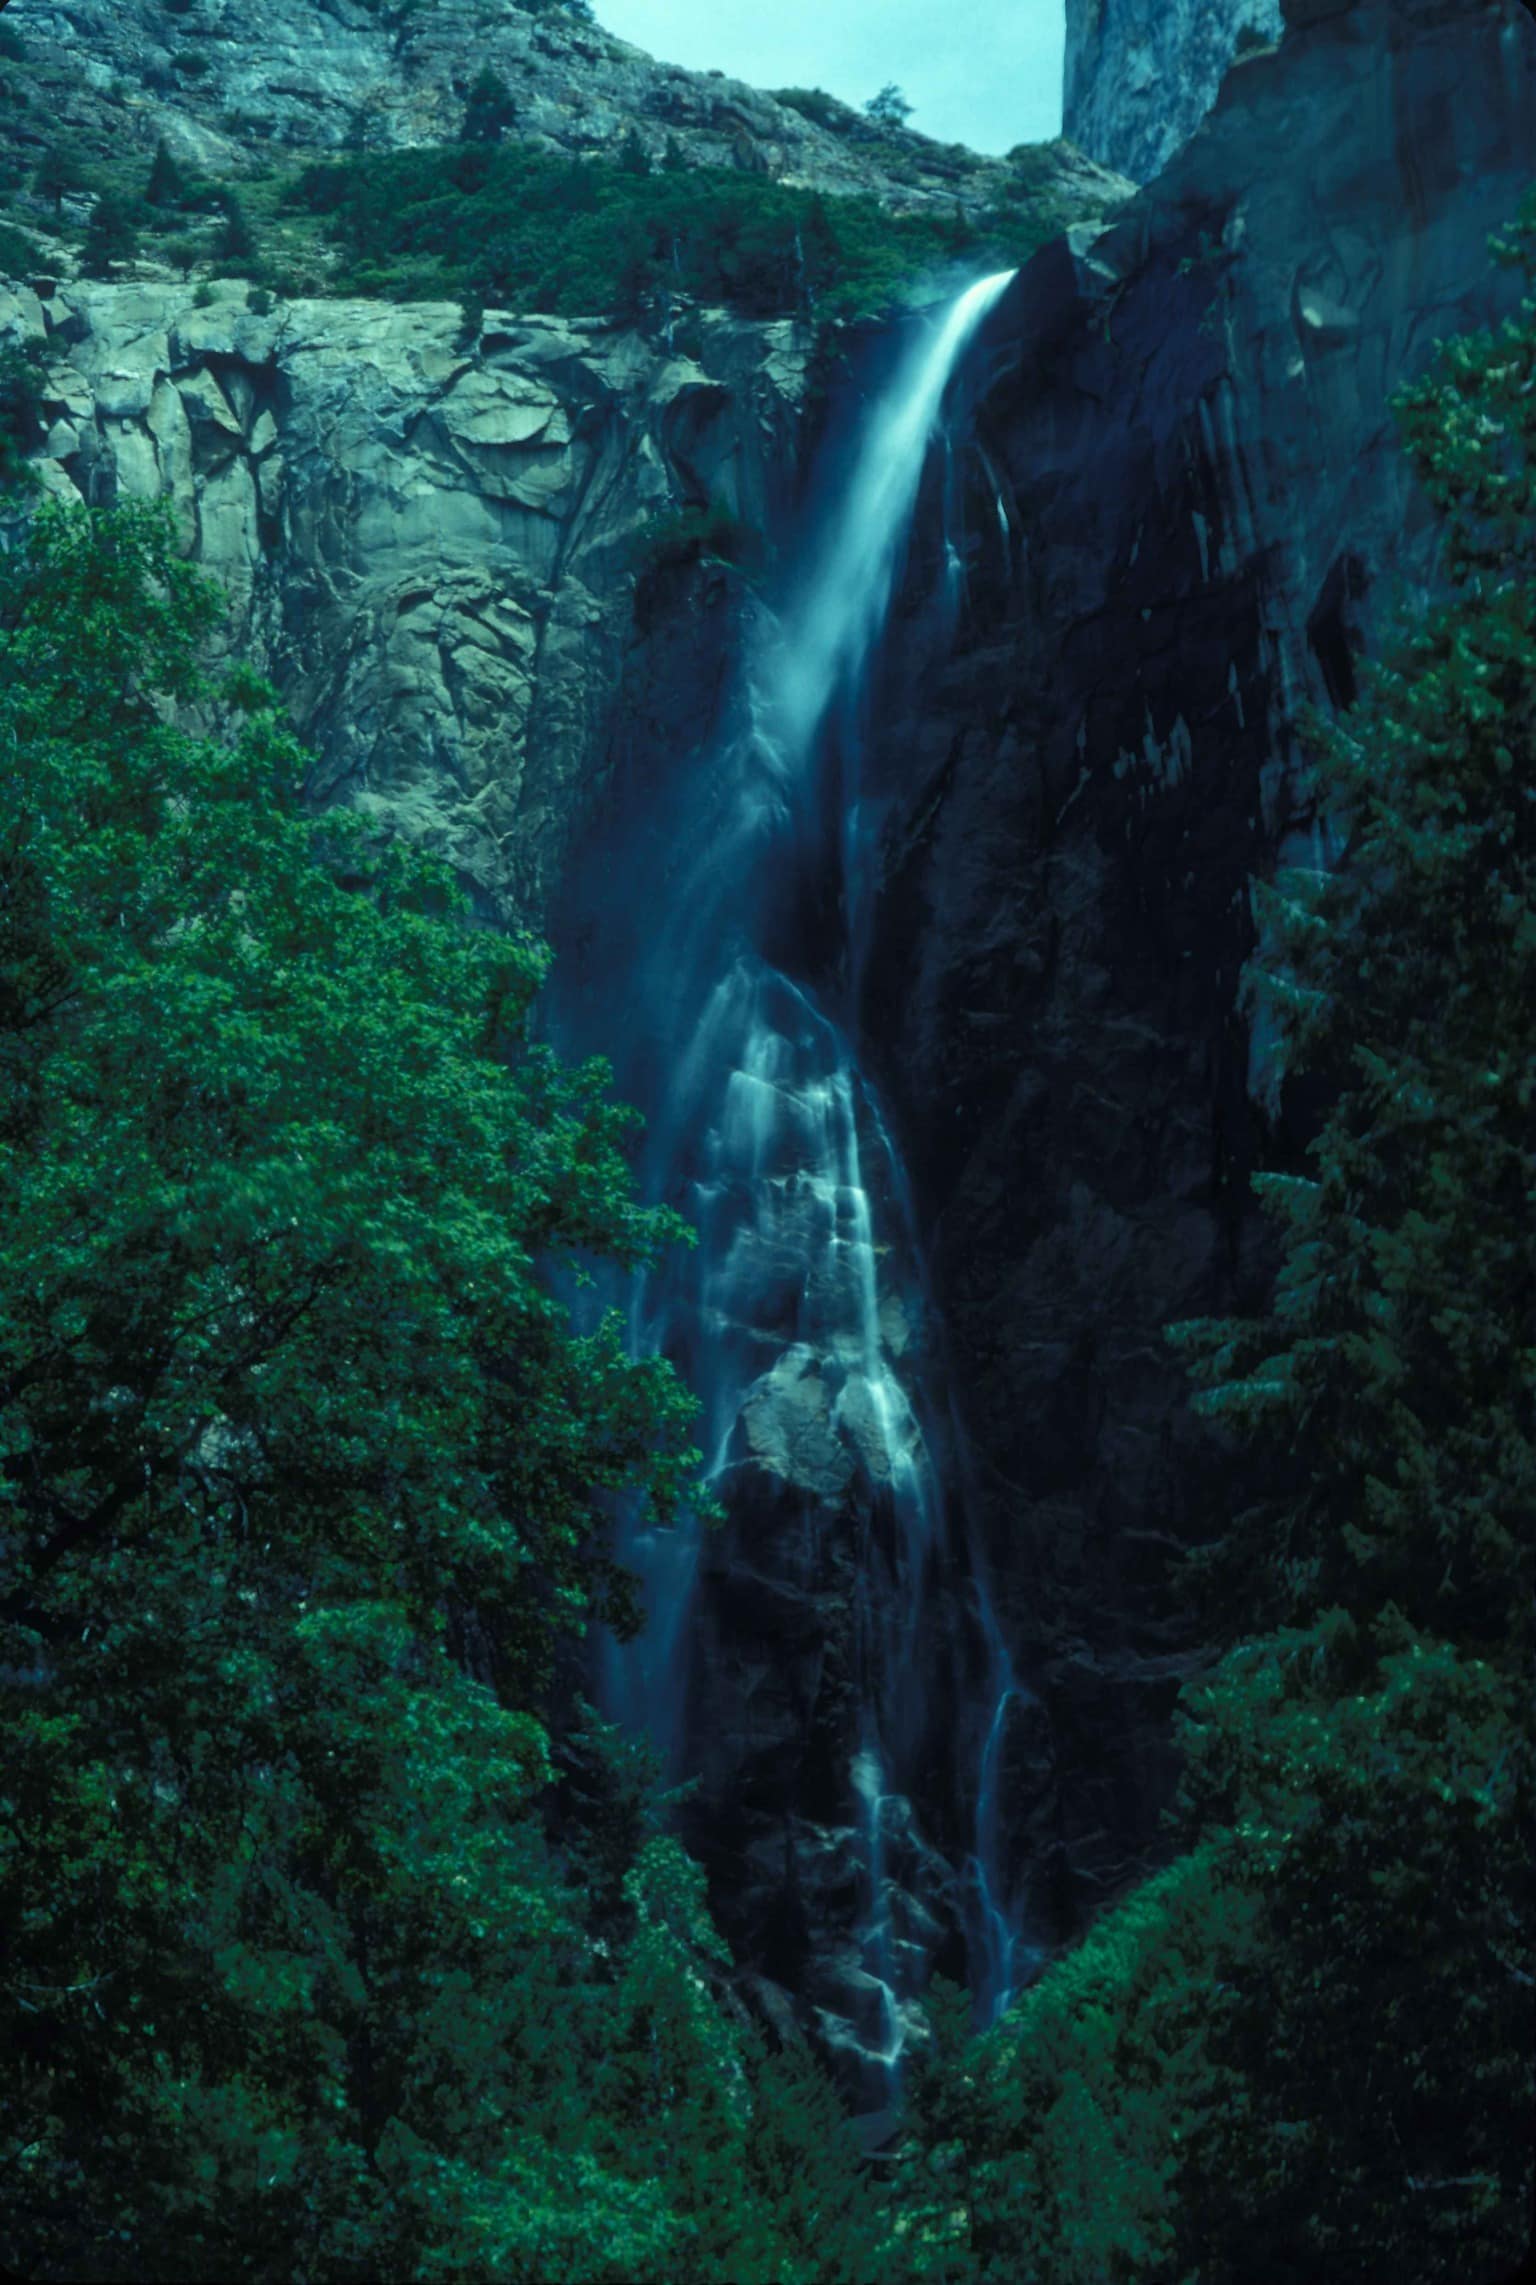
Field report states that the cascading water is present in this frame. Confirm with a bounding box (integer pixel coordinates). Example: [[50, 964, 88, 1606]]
[[586, 270, 1030, 2091]]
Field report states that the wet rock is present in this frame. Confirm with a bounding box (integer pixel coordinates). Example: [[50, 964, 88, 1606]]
[[742, 1347, 855, 1505], [861, 0, 1536, 1941]]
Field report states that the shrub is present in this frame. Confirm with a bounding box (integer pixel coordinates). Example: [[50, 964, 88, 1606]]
[[0, 23, 24, 60], [172, 48, 211, 77], [80, 193, 138, 278], [773, 86, 847, 133], [33, 145, 85, 214], [0, 340, 44, 488], [0, 219, 44, 278], [215, 189, 259, 269], [145, 137, 186, 207], [1234, 21, 1273, 54], [162, 233, 202, 280], [460, 65, 516, 145], [285, 138, 1074, 323]]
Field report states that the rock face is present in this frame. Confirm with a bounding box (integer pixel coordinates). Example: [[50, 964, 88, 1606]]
[[9, 0, 1021, 218], [855, 0, 1536, 1931], [0, 275, 806, 922], [1064, 0, 1284, 181]]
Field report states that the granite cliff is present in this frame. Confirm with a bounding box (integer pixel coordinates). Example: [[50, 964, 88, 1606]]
[[0, 271, 807, 923], [1064, 0, 1285, 182], [855, 0, 1536, 1929]]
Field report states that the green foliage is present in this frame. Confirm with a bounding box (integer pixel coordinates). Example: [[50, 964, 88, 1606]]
[[163, 232, 202, 281], [894, 198, 1536, 2284], [1233, 21, 1273, 55], [0, 217, 44, 279], [634, 495, 765, 578], [0, 21, 25, 61], [80, 192, 138, 278], [459, 64, 516, 147], [32, 143, 84, 214], [899, 1634, 1530, 2284], [773, 87, 849, 133], [864, 83, 914, 130], [146, 136, 187, 208], [287, 138, 1074, 323], [214, 190, 260, 273], [0, 337, 44, 488], [0, 502, 879, 2279], [172, 46, 212, 77], [1172, 195, 1536, 1654]]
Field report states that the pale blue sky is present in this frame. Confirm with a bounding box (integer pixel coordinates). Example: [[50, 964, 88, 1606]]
[[591, 2, 1065, 156]]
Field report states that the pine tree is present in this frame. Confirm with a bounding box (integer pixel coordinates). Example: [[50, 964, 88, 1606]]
[[215, 188, 258, 269], [32, 143, 84, 214], [80, 192, 137, 278], [459, 64, 516, 146], [863, 83, 913, 129], [145, 135, 185, 208]]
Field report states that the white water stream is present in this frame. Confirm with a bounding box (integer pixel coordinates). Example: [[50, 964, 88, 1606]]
[[602, 271, 1028, 2081]]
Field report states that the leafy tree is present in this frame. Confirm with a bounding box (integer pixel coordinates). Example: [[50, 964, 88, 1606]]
[[80, 192, 138, 277], [0, 502, 882, 2281], [864, 83, 914, 129], [459, 64, 516, 147]]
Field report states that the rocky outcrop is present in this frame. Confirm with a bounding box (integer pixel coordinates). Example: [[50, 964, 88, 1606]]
[[1064, 0, 1284, 181], [1, 275, 807, 921], [858, 0, 1536, 1933], [6, 0, 1019, 220]]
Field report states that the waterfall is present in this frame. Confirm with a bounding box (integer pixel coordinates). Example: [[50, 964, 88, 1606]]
[[590, 270, 1026, 2092]]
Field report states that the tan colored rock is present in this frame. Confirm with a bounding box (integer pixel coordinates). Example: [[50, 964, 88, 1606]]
[[8, 280, 807, 928]]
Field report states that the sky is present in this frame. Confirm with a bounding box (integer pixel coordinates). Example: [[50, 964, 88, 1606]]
[[591, 1, 1065, 157]]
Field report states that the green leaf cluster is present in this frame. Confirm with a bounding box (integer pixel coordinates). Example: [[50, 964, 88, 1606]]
[[287, 138, 1089, 323], [0, 502, 878, 2280]]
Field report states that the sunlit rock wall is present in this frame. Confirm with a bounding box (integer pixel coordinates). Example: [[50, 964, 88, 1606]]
[[1064, 0, 1285, 182], [0, 277, 806, 925]]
